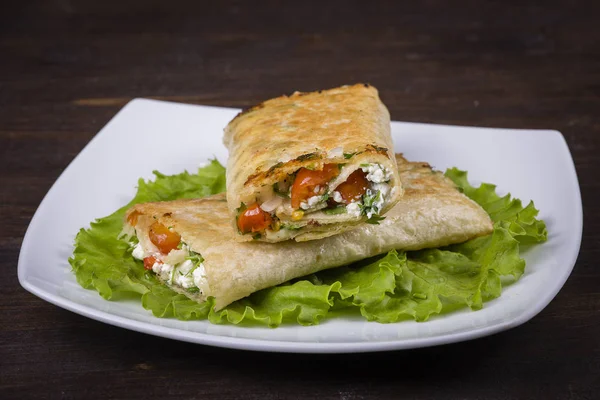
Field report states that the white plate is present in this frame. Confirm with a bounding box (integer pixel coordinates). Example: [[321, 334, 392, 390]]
[[18, 99, 582, 353]]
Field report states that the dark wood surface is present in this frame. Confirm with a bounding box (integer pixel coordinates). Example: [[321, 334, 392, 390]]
[[2, 1, 598, 399]]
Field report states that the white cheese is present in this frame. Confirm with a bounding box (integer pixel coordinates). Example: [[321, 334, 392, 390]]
[[173, 260, 196, 289], [332, 191, 343, 203], [135, 237, 206, 293], [361, 164, 392, 183], [371, 182, 390, 199], [131, 243, 145, 260], [346, 202, 362, 217], [193, 263, 209, 292], [300, 195, 323, 210], [152, 262, 174, 283]]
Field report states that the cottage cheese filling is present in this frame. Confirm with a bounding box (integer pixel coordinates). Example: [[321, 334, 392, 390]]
[[131, 240, 208, 294]]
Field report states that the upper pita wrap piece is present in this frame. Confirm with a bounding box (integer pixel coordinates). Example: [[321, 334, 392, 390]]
[[124, 155, 493, 310], [223, 84, 403, 242]]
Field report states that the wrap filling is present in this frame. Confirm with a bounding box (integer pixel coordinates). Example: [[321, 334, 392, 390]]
[[126, 218, 209, 295], [236, 161, 395, 239]]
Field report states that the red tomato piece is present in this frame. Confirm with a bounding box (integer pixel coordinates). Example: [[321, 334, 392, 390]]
[[290, 164, 339, 209], [143, 256, 159, 270], [237, 203, 273, 234], [149, 222, 181, 254], [335, 169, 369, 204]]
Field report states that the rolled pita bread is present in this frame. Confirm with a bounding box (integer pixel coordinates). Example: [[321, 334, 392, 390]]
[[223, 84, 403, 242], [124, 155, 493, 310]]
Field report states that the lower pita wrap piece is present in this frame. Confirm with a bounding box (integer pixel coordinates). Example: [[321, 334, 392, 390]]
[[124, 155, 493, 310]]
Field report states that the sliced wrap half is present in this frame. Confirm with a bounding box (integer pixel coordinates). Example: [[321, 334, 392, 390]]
[[223, 83, 402, 242], [124, 155, 493, 311]]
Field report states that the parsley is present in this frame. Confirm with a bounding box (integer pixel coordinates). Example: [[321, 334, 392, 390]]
[[323, 206, 347, 215], [343, 152, 356, 159], [186, 251, 204, 268], [252, 233, 262, 240], [126, 236, 139, 253], [359, 190, 384, 220], [366, 215, 386, 225], [187, 287, 200, 294], [185, 251, 204, 277]]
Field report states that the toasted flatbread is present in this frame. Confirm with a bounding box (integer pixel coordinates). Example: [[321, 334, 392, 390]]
[[223, 84, 402, 242], [125, 155, 493, 310]]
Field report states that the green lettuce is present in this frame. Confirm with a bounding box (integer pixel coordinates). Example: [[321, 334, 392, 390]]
[[70, 162, 547, 327]]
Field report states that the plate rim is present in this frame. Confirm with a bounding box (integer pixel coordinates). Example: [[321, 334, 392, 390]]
[[17, 98, 583, 353]]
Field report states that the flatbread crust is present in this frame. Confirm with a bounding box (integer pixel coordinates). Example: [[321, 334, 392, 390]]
[[223, 83, 402, 242], [126, 155, 493, 310]]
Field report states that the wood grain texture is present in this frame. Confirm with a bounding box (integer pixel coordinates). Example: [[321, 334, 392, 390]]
[[1, 0, 599, 399]]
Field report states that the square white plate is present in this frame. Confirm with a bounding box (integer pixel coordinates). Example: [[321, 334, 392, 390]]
[[18, 99, 582, 353]]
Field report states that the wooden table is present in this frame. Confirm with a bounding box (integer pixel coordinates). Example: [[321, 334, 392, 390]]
[[2, 1, 598, 398]]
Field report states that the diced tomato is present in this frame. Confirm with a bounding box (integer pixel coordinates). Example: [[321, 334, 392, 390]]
[[290, 164, 339, 209], [237, 203, 272, 234], [335, 169, 369, 204], [143, 256, 159, 270], [149, 222, 181, 254]]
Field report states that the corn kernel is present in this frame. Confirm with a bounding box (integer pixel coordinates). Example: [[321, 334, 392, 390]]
[[272, 219, 281, 232], [291, 210, 304, 221]]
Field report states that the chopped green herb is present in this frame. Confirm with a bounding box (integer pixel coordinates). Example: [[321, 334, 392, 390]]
[[343, 152, 356, 159], [126, 236, 139, 253], [366, 215, 386, 225], [185, 251, 204, 269], [187, 287, 200, 294], [324, 206, 347, 215], [252, 233, 262, 240], [360, 190, 384, 219], [183, 251, 204, 277]]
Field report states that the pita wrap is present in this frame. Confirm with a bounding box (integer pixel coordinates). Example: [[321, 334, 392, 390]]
[[124, 155, 493, 310], [223, 84, 402, 242]]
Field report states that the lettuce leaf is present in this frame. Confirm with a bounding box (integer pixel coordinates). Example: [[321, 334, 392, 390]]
[[70, 162, 547, 327], [70, 160, 226, 303], [445, 168, 548, 244]]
